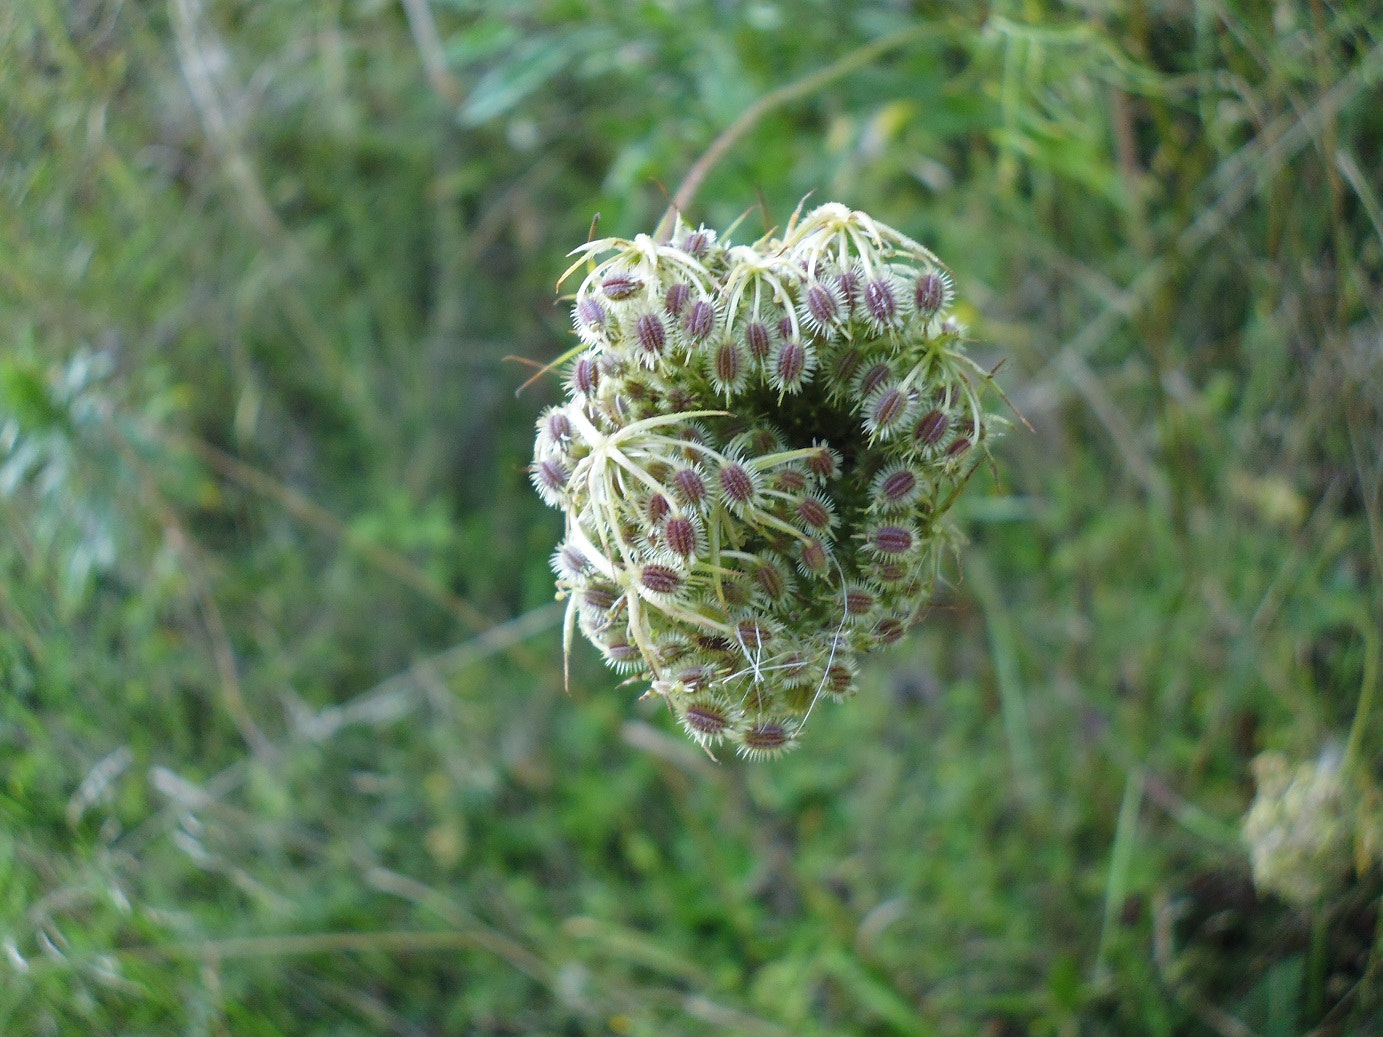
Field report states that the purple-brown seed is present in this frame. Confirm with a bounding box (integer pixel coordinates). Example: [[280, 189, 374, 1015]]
[[805, 282, 839, 325], [914, 409, 948, 446], [774, 341, 808, 387], [665, 517, 698, 558], [946, 437, 973, 457], [719, 462, 756, 505], [602, 272, 641, 299], [754, 561, 786, 600], [684, 299, 716, 342], [746, 427, 779, 454], [873, 618, 907, 645], [697, 633, 735, 654], [845, 588, 876, 615], [572, 356, 599, 395], [656, 640, 692, 666], [869, 387, 909, 430], [534, 458, 568, 493], [879, 468, 917, 502], [676, 662, 720, 687], [635, 313, 667, 356], [870, 525, 914, 554], [576, 297, 606, 331], [859, 362, 892, 398], [796, 496, 832, 530], [735, 619, 771, 650], [677, 424, 709, 445], [798, 538, 829, 573], [774, 469, 808, 493], [779, 652, 813, 680], [744, 321, 772, 360], [666, 386, 696, 411], [647, 493, 670, 524], [864, 278, 898, 324], [826, 664, 855, 695], [722, 578, 752, 608], [682, 229, 712, 256], [558, 544, 587, 572], [837, 268, 860, 308], [606, 640, 641, 663], [742, 722, 789, 753], [664, 281, 692, 316], [806, 447, 840, 480], [543, 410, 572, 443], [582, 586, 619, 611], [683, 702, 731, 734], [640, 564, 683, 596], [873, 561, 909, 583], [713, 339, 743, 386], [830, 348, 864, 386], [673, 467, 708, 506], [915, 272, 945, 315]]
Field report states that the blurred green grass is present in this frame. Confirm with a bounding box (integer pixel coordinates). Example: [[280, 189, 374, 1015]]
[[2, 1, 1381, 1034]]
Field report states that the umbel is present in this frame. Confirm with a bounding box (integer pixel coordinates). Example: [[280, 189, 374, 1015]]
[[532, 202, 1004, 758]]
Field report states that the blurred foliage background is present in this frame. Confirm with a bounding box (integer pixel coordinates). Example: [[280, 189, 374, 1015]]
[[2, 0, 1381, 1033]]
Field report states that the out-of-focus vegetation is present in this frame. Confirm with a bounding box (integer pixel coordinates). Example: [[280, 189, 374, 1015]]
[[2, 0, 1380, 1033]]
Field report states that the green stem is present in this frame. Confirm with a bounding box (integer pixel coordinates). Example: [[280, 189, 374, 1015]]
[[1307, 905, 1328, 1020], [655, 23, 943, 240], [1343, 615, 1380, 774]]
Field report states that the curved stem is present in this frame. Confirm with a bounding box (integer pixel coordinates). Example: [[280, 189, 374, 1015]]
[[1344, 615, 1380, 773], [654, 24, 939, 241]]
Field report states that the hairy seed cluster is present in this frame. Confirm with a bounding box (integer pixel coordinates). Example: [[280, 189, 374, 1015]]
[[532, 202, 1003, 758]]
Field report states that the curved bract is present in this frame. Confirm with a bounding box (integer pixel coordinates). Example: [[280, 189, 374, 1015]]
[[533, 203, 1005, 758]]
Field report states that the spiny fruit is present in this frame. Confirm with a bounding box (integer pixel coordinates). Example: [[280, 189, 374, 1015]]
[[532, 201, 1005, 758]]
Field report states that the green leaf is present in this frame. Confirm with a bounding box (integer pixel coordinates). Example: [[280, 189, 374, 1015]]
[[443, 18, 520, 69], [0, 361, 65, 433], [458, 37, 569, 126]]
